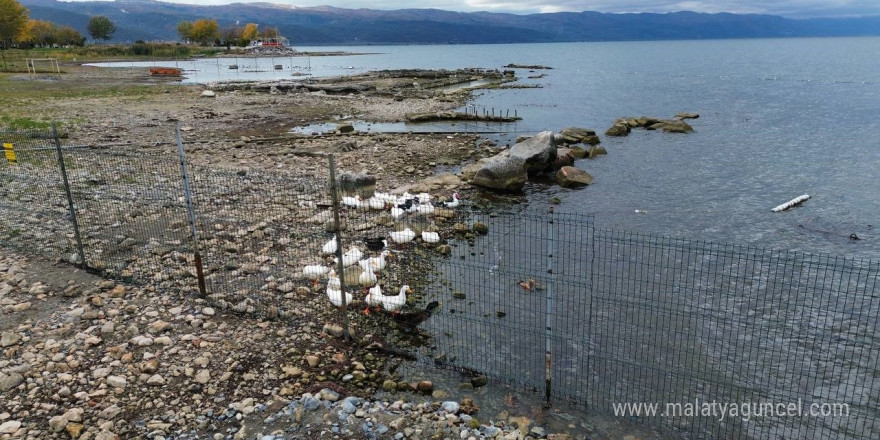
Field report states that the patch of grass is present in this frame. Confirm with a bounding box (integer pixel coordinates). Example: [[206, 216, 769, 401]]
[[0, 116, 52, 130]]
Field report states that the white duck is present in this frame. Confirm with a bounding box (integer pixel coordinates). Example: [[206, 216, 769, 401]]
[[326, 285, 353, 307], [421, 231, 440, 243], [334, 246, 364, 267], [322, 235, 338, 254], [368, 196, 386, 210], [327, 269, 341, 290], [359, 266, 378, 287], [390, 206, 406, 220], [374, 191, 397, 204], [364, 284, 383, 312], [378, 285, 410, 312], [342, 195, 361, 208], [359, 249, 392, 273], [415, 193, 432, 204], [390, 228, 416, 244], [303, 264, 330, 286], [440, 192, 461, 209], [415, 203, 435, 216]]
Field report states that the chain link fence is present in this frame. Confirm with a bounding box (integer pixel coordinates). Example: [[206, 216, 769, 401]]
[[1, 126, 877, 440]]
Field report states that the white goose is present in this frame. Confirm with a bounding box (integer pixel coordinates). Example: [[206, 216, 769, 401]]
[[389, 228, 416, 244], [359, 266, 378, 287], [421, 231, 440, 243], [379, 285, 410, 312], [326, 285, 353, 307], [322, 235, 338, 254]]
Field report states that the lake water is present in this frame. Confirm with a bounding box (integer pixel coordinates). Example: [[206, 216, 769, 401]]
[[91, 37, 880, 260]]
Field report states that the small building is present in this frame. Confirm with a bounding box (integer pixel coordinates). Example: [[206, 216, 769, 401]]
[[248, 36, 289, 48]]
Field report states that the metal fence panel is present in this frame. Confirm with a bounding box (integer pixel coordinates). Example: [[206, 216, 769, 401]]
[[2, 125, 878, 440], [0, 128, 74, 262]]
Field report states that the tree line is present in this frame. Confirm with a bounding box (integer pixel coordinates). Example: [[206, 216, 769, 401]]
[[1, 0, 119, 48], [2, 0, 280, 49], [177, 19, 281, 47]]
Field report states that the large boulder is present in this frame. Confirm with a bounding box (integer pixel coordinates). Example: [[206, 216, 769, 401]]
[[470, 152, 528, 191], [508, 131, 559, 175], [338, 173, 376, 197], [555, 166, 594, 187], [558, 127, 600, 145]]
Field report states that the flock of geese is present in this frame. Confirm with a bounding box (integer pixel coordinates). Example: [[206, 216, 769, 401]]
[[302, 190, 462, 318]]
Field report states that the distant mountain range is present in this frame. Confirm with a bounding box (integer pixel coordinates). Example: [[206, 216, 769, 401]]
[[19, 0, 880, 44]]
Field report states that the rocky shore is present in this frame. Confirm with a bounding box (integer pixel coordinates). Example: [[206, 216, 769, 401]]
[[0, 252, 584, 440], [0, 62, 689, 440]]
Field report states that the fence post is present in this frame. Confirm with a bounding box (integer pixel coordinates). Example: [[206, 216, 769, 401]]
[[328, 154, 351, 341], [544, 206, 555, 406], [53, 123, 87, 270], [175, 123, 208, 298]]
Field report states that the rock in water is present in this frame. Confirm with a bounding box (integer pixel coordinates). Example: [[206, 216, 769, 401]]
[[605, 122, 630, 137], [555, 166, 594, 187], [508, 131, 559, 175], [470, 153, 528, 191], [587, 145, 607, 158], [558, 127, 599, 145]]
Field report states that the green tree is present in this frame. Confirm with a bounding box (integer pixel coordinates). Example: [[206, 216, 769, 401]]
[[56, 26, 84, 47], [177, 20, 193, 42], [87, 15, 116, 42], [0, 0, 30, 49]]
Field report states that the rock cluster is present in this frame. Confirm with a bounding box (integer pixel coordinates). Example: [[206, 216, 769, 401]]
[[467, 131, 598, 191], [605, 113, 698, 136]]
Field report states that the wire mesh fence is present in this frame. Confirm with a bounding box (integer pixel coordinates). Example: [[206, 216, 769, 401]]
[[1, 125, 878, 440]]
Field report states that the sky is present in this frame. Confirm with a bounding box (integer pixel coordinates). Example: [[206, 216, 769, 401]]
[[136, 0, 880, 18], [57, 0, 880, 18]]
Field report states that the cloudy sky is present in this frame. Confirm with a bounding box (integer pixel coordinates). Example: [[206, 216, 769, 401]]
[[138, 0, 880, 18]]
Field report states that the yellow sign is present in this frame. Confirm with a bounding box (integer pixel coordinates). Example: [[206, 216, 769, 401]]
[[2, 143, 15, 164]]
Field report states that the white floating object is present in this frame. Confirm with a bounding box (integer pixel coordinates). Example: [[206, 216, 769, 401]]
[[771, 194, 811, 212]]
